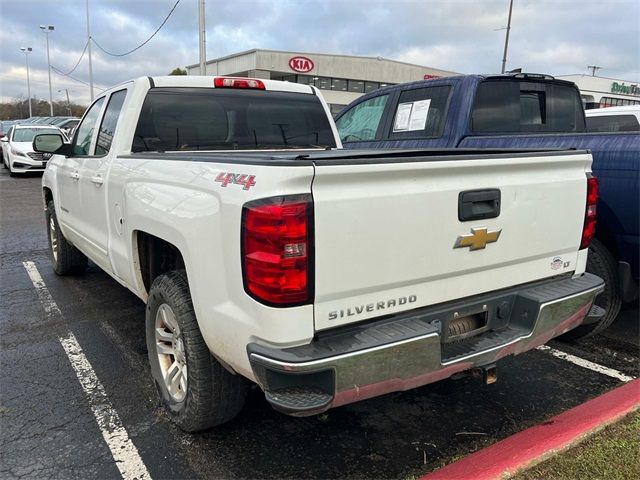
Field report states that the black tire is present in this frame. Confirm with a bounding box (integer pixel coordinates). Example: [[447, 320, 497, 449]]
[[562, 238, 622, 340], [45, 200, 88, 275], [146, 270, 248, 432]]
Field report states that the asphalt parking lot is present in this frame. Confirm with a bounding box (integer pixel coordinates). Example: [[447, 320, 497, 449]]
[[1, 170, 638, 480]]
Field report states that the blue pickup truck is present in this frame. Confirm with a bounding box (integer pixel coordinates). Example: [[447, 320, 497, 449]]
[[335, 73, 639, 339]]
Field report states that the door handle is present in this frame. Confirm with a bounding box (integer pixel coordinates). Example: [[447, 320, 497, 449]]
[[458, 189, 501, 221], [90, 175, 104, 186], [70, 171, 80, 181]]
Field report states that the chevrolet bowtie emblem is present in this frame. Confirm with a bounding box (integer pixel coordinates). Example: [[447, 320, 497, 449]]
[[454, 227, 502, 251]]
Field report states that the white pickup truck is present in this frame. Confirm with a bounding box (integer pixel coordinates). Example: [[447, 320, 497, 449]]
[[34, 76, 604, 431]]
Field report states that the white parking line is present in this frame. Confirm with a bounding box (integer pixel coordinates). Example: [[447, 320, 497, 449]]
[[537, 345, 635, 382], [23, 261, 152, 480]]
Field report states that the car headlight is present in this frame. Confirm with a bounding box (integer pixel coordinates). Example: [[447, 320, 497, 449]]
[[10, 147, 27, 157]]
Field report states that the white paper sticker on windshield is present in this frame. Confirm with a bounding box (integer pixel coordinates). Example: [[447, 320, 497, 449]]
[[409, 99, 431, 131], [393, 99, 431, 132], [393, 103, 413, 131]]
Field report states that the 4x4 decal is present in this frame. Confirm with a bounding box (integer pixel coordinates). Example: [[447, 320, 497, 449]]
[[215, 172, 257, 190]]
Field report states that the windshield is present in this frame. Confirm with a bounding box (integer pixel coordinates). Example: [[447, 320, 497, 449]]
[[132, 87, 336, 152], [12, 128, 53, 143]]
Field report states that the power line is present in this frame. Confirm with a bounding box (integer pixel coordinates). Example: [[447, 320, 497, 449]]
[[91, 0, 181, 57], [51, 65, 91, 87], [57, 39, 90, 76]]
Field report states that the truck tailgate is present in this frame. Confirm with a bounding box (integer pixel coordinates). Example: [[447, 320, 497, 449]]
[[311, 151, 591, 331]]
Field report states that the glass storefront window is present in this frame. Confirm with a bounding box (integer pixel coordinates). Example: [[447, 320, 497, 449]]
[[315, 77, 331, 90], [348, 80, 365, 93], [332, 78, 348, 91], [364, 82, 379, 93], [296, 75, 314, 85]]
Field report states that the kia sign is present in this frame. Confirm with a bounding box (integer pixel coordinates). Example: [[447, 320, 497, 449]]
[[423, 74, 440, 80], [289, 56, 315, 73]]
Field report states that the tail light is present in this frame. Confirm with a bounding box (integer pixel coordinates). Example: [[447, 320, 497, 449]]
[[242, 195, 313, 306], [580, 175, 598, 249], [214, 77, 266, 90]]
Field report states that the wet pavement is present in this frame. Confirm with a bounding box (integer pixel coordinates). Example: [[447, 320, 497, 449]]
[[1, 170, 638, 479]]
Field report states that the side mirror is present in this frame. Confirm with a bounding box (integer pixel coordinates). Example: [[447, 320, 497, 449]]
[[33, 133, 71, 156], [0, 136, 8, 142]]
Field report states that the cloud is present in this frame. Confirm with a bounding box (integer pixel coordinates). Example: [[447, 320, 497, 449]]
[[0, 0, 638, 108]]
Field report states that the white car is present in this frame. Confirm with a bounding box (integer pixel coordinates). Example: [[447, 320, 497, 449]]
[[586, 105, 640, 132], [1, 125, 68, 175]]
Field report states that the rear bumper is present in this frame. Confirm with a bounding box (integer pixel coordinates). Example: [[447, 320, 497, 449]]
[[248, 273, 604, 416]]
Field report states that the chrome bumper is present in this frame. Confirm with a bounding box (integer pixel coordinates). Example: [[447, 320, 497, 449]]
[[248, 273, 604, 416]]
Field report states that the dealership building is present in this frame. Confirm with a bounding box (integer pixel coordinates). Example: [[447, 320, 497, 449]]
[[185, 49, 459, 115], [557, 74, 640, 109]]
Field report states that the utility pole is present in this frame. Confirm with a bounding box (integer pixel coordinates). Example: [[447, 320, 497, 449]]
[[587, 65, 602, 77], [59, 89, 72, 115], [86, 0, 95, 100], [500, 0, 514, 74], [40, 25, 55, 116], [20, 47, 33, 118], [198, 0, 206, 75]]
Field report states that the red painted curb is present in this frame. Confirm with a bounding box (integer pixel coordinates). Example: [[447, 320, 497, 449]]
[[422, 379, 640, 480]]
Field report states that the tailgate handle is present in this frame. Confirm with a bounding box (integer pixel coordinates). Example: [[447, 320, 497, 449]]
[[458, 189, 501, 221]]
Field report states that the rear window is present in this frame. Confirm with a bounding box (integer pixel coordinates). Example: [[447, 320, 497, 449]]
[[586, 114, 640, 132], [132, 88, 336, 152], [471, 80, 585, 133], [13, 128, 52, 143]]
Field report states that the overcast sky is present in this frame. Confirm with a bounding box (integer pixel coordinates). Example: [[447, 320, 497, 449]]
[[0, 0, 638, 106]]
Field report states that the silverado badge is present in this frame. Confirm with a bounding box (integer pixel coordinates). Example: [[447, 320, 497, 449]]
[[454, 227, 502, 251]]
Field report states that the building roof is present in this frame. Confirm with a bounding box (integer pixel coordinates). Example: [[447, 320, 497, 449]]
[[186, 48, 456, 74]]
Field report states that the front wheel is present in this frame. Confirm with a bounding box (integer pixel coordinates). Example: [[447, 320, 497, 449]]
[[146, 270, 248, 431], [46, 201, 88, 275]]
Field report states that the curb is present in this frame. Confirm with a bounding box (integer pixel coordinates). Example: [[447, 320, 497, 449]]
[[421, 378, 640, 480]]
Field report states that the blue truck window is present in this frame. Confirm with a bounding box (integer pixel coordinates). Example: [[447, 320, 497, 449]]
[[389, 86, 451, 139], [336, 94, 389, 143], [471, 80, 585, 133]]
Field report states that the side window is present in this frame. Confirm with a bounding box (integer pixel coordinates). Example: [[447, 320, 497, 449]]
[[335, 95, 389, 143], [95, 90, 127, 155], [72, 97, 105, 156], [389, 86, 451, 139]]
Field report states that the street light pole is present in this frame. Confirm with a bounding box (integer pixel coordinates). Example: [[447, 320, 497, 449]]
[[58, 89, 72, 115], [86, 0, 95, 100], [40, 25, 55, 116], [500, 0, 514, 74], [198, 0, 206, 75], [20, 47, 33, 118]]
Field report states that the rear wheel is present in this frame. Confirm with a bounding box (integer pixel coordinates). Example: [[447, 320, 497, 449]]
[[46, 200, 88, 275], [562, 238, 622, 340], [146, 270, 248, 431]]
